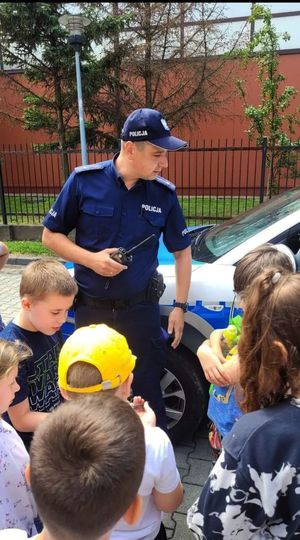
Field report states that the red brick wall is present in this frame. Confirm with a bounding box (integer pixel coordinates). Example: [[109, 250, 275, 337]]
[[1, 54, 300, 195], [2, 54, 300, 147]]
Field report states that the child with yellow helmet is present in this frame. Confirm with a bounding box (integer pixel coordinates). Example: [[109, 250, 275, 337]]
[[58, 323, 183, 540]]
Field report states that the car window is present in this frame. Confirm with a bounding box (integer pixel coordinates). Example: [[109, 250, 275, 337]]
[[192, 187, 300, 263]]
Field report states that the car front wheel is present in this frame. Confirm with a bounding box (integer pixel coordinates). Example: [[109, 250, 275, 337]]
[[161, 344, 209, 443]]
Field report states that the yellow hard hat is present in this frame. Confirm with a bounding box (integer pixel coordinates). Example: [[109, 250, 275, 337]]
[[58, 324, 136, 393]]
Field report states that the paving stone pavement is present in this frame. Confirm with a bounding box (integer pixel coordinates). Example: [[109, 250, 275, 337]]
[[0, 261, 213, 540]]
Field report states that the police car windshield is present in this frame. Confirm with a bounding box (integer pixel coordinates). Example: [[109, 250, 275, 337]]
[[192, 187, 300, 263]]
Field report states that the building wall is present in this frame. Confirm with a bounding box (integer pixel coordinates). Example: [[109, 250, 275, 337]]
[[1, 53, 300, 148], [179, 53, 300, 144], [1, 53, 300, 197], [0, 73, 52, 146]]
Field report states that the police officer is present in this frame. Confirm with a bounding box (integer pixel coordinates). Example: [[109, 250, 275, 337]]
[[42, 108, 192, 431]]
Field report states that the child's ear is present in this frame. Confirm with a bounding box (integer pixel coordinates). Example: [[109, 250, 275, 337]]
[[116, 374, 133, 400], [21, 296, 31, 311], [273, 340, 288, 365], [125, 373, 134, 396], [122, 494, 142, 525], [59, 386, 70, 401], [24, 464, 31, 487]]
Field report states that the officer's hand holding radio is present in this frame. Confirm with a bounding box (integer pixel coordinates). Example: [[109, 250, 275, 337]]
[[89, 234, 156, 278], [88, 248, 128, 278], [87, 234, 155, 278]]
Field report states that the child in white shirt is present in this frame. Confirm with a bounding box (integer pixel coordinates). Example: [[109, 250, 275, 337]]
[[58, 324, 184, 540], [0, 338, 37, 535]]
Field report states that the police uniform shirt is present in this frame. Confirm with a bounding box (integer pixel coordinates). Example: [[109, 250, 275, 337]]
[[43, 158, 191, 299]]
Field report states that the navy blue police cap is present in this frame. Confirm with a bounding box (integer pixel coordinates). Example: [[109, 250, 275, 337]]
[[120, 108, 188, 151]]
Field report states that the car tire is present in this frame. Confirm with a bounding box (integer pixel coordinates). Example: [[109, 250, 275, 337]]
[[161, 344, 209, 444]]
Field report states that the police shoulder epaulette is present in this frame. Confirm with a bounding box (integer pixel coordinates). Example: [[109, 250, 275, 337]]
[[74, 161, 109, 174], [154, 176, 176, 191]]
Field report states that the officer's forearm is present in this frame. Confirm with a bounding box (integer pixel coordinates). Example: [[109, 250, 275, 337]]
[[173, 246, 192, 302], [42, 228, 95, 268]]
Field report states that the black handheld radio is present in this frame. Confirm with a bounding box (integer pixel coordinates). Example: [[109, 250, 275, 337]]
[[110, 234, 156, 265]]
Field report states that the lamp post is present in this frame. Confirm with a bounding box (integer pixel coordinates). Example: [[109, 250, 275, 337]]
[[59, 14, 90, 166]]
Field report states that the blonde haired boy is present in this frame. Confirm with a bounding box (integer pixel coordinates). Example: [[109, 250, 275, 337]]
[[58, 323, 183, 540], [1, 258, 78, 449]]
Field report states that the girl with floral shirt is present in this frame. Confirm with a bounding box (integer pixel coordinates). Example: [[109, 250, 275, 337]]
[[0, 339, 38, 535]]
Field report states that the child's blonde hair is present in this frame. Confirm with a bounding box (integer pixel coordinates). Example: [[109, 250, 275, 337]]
[[0, 338, 32, 378], [20, 258, 78, 301]]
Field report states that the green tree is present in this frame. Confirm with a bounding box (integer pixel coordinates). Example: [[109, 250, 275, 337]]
[[0, 1, 247, 164], [86, 2, 246, 131], [0, 2, 129, 178], [234, 3, 300, 197]]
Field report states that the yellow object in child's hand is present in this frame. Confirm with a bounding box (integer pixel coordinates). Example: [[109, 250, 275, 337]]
[[225, 345, 238, 361], [223, 325, 239, 349]]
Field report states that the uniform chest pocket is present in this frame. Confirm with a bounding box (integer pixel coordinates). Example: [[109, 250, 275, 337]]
[[141, 211, 165, 234], [80, 202, 114, 237]]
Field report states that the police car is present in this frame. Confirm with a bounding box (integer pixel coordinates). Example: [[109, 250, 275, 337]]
[[63, 186, 300, 442]]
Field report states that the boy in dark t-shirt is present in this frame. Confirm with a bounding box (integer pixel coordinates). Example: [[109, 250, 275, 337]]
[[1, 258, 77, 449]]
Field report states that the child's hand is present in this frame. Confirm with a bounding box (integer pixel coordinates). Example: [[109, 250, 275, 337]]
[[0, 241, 9, 270], [209, 329, 228, 364], [197, 340, 232, 386], [222, 355, 240, 384], [131, 396, 156, 427]]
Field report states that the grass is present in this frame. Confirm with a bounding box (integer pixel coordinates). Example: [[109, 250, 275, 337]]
[[179, 195, 260, 224], [1, 194, 56, 224], [0, 194, 261, 226], [2, 195, 261, 256], [6, 241, 56, 257]]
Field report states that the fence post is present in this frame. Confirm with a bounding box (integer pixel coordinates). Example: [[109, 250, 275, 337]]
[[0, 160, 7, 225], [259, 137, 268, 203]]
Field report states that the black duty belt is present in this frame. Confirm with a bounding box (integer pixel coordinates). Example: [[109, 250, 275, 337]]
[[76, 289, 149, 310]]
